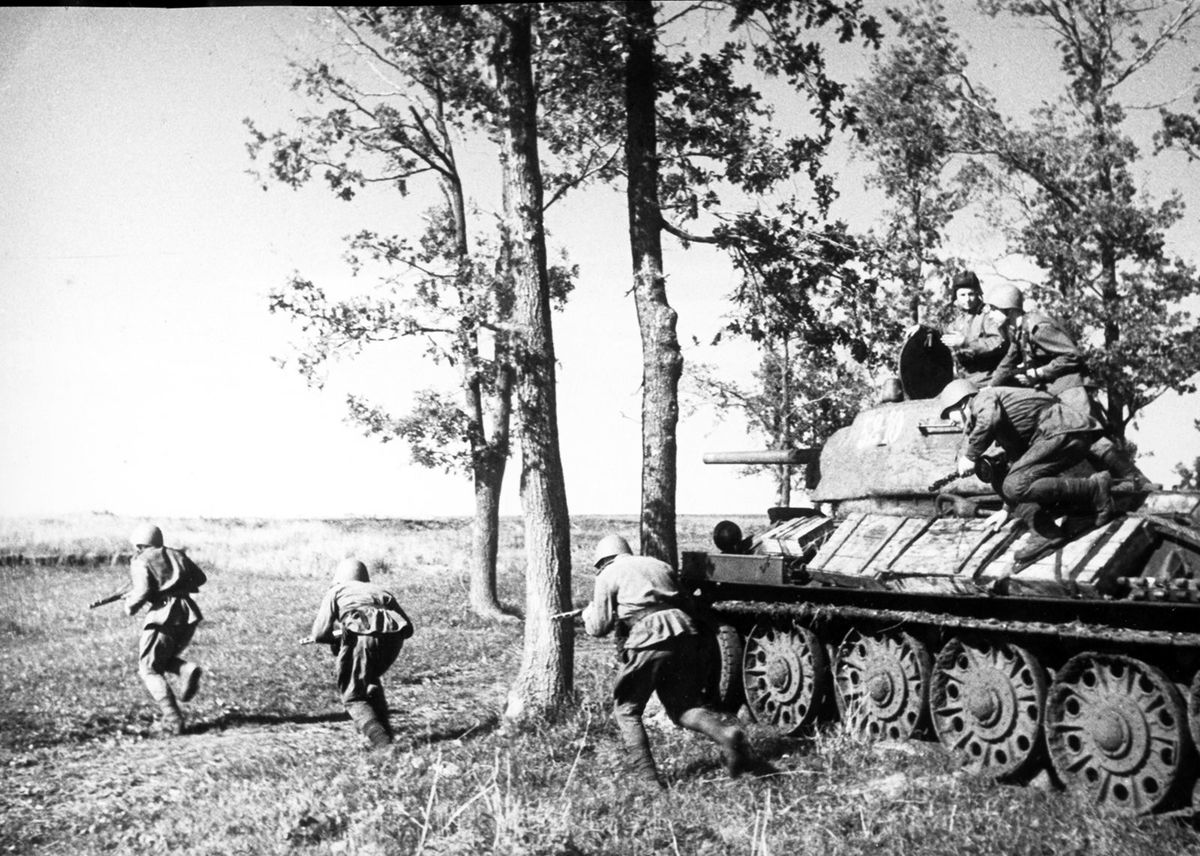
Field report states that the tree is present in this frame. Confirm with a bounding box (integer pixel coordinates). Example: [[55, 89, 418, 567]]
[[488, 4, 575, 721], [246, 8, 575, 624], [971, 0, 1200, 439], [1173, 420, 1200, 489], [250, 5, 575, 717], [559, 1, 882, 564], [850, 0, 984, 324]]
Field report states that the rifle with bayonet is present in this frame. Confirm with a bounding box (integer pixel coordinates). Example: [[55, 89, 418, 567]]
[[89, 584, 131, 609], [552, 608, 584, 622]]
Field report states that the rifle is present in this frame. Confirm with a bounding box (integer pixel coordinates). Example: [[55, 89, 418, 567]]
[[926, 471, 961, 493], [89, 586, 130, 609], [552, 608, 584, 622]]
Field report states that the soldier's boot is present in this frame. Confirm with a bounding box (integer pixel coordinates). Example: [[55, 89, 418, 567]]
[[141, 673, 184, 736], [1090, 439, 1159, 493], [178, 661, 203, 703], [347, 700, 392, 749], [624, 743, 665, 790], [617, 719, 665, 790], [365, 684, 392, 740], [1089, 471, 1116, 527], [678, 708, 758, 778]]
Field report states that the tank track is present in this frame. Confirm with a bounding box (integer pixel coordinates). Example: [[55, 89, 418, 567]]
[[710, 599, 1200, 651]]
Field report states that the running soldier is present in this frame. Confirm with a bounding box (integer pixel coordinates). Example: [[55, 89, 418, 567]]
[[583, 535, 761, 789], [126, 524, 206, 736], [301, 558, 413, 749]]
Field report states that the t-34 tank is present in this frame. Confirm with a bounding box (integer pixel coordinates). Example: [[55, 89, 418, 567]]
[[683, 328, 1200, 814]]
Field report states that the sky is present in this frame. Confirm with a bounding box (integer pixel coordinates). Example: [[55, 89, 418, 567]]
[[1, 5, 1198, 522]]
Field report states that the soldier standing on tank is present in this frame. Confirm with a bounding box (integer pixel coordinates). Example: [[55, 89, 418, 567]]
[[940, 271, 1008, 386], [300, 558, 413, 750], [125, 524, 206, 736], [938, 380, 1135, 560], [582, 534, 760, 790]]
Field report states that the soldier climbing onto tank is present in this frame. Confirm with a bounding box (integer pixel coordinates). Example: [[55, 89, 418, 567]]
[[937, 380, 1145, 562], [981, 282, 1156, 491], [582, 534, 767, 790], [125, 524, 206, 736], [300, 558, 413, 750], [939, 271, 1008, 386]]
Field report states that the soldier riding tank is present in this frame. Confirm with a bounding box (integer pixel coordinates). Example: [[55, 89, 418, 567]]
[[683, 328, 1200, 815]]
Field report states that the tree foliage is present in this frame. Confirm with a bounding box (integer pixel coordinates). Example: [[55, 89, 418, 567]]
[[969, 0, 1200, 438], [850, 0, 988, 323]]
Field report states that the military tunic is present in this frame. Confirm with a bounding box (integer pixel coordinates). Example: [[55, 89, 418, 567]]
[[963, 386, 1102, 504], [126, 546, 204, 679], [947, 308, 1007, 384], [583, 554, 709, 745], [310, 580, 412, 707]]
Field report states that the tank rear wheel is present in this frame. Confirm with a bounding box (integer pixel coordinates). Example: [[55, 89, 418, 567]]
[[742, 621, 827, 735], [1046, 653, 1189, 815], [834, 630, 930, 741], [930, 638, 1046, 778]]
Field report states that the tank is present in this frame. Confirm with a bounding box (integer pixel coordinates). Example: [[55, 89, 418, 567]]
[[683, 327, 1200, 815]]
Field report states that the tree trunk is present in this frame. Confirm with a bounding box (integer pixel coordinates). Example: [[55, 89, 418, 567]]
[[469, 451, 508, 620], [491, 8, 574, 721], [625, 0, 680, 566]]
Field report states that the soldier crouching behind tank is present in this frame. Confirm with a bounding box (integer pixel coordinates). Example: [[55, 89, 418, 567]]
[[125, 524, 206, 736], [583, 534, 767, 790], [300, 558, 413, 750], [937, 380, 1143, 563]]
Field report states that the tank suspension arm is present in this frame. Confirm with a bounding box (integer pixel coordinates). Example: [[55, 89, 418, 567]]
[[702, 449, 821, 466]]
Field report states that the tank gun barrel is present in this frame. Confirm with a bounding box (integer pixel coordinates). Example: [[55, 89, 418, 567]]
[[702, 449, 820, 466]]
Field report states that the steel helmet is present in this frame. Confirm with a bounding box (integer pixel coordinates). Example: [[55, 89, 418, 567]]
[[334, 557, 370, 583], [938, 379, 980, 419], [984, 283, 1024, 312], [130, 524, 163, 549], [592, 534, 633, 568], [950, 271, 981, 294]]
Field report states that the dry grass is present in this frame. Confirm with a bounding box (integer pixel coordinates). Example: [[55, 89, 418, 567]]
[[1, 514, 1197, 855]]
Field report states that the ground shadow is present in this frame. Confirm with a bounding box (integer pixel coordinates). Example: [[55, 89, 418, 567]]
[[189, 710, 348, 734]]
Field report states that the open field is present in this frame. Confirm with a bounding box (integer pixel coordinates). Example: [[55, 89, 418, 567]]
[[2, 513, 1198, 855]]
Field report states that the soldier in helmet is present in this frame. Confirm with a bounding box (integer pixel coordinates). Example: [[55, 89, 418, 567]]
[[982, 283, 1092, 417], [981, 283, 1155, 491], [940, 271, 1008, 386], [300, 558, 413, 749], [582, 534, 760, 789], [937, 380, 1137, 560], [125, 524, 207, 736]]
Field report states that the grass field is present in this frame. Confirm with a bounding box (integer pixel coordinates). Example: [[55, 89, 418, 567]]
[[1, 512, 1198, 855]]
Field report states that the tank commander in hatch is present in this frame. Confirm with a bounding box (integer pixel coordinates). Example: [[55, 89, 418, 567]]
[[937, 380, 1143, 561], [939, 271, 1007, 386], [582, 535, 766, 790]]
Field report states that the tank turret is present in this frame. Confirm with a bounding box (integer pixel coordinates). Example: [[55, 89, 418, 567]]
[[683, 327, 1200, 815]]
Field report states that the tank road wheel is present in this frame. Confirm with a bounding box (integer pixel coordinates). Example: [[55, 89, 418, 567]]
[[1046, 654, 1189, 815], [742, 621, 827, 735], [1188, 670, 1200, 752], [707, 623, 745, 711], [834, 630, 930, 741], [930, 638, 1047, 779]]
